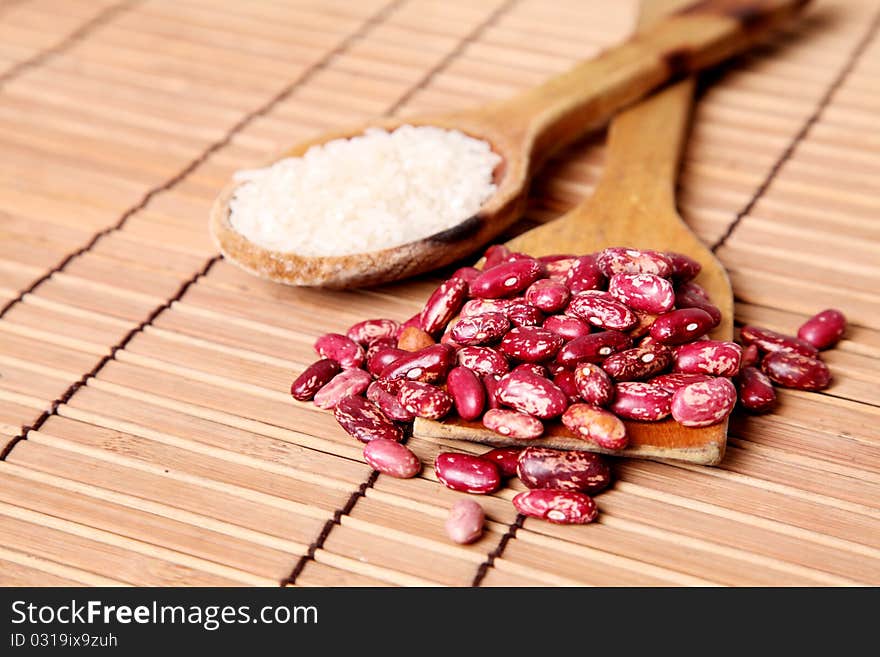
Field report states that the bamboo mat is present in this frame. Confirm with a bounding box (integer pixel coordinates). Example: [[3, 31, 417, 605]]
[[0, 0, 878, 587]]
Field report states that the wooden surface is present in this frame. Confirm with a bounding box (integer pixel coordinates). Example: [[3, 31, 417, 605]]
[[0, 0, 878, 586]]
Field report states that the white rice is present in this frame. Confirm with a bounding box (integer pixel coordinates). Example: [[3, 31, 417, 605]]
[[228, 125, 500, 256]]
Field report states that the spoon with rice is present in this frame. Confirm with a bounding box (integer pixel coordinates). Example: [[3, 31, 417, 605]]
[[211, 0, 810, 289]]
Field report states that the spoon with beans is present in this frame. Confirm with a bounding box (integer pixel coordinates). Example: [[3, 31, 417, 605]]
[[212, 0, 811, 289]]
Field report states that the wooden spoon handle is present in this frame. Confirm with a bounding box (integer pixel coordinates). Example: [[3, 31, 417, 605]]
[[483, 0, 809, 169]]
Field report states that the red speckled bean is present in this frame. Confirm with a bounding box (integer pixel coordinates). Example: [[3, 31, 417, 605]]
[[380, 344, 455, 383], [513, 489, 598, 525], [366, 381, 414, 422], [334, 395, 403, 443], [564, 255, 605, 293], [500, 326, 564, 362], [449, 313, 509, 346], [597, 247, 672, 277], [482, 374, 502, 410], [609, 273, 675, 314], [397, 380, 453, 419], [480, 447, 522, 478], [505, 301, 545, 327], [363, 439, 421, 478], [435, 452, 501, 494], [313, 369, 372, 409], [553, 369, 581, 403], [558, 331, 634, 368], [367, 346, 408, 377], [457, 346, 509, 376], [735, 366, 777, 413], [517, 447, 611, 494], [346, 319, 399, 347], [482, 408, 544, 439], [674, 286, 721, 327], [543, 314, 592, 340], [526, 279, 571, 312], [650, 308, 715, 344], [460, 298, 511, 318], [544, 257, 578, 282], [665, 252, 702, 283], [483, 244, 511, 269], [445, 499, 485, 544], [671, 378, 737, 427], [740, 325, 818, 358], [497, 369, 568, 419], [562, 403, 628, 450], [420, 277, 468, 336], [609, 382, 672, 421], [512, 363, 550, 378], [798, 309, 846, 350], [573, 363, 614, 407], [649, 372, 712, 393], [762, 352, 831, 391], [291, 359, 340, 401], [741, 344, 760, 368], [446, 366, 485, 421], [469, 258, 544, 299], [451, 266, 481, 283], [314, 333, 365, 369], [567, 294, 637, 331], [602, 342, 672, 381], [672, 340, 742, 377]]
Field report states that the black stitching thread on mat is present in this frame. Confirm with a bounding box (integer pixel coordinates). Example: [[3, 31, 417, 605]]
[[0, 0, 406, 456], [710, 4, 880, 253], [471, 514, 524, 587], [0, 0, 406, 322], [0, 0, 138, 89], [282, 0, 522, 588]]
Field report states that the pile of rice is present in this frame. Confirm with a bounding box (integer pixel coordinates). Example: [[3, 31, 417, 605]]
[[228, 125, 500, 256]]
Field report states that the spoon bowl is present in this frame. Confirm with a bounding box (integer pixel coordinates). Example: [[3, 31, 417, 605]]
[[210, 0, 809, 288]]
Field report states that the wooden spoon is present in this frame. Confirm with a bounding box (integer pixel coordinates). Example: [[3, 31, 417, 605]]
[[412, 1, 745, 466], [211, 0, 810, 289]]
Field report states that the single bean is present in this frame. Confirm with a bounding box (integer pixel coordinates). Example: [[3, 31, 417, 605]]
[[762, 351, 831, 391], [497, 369, 569, 419], [517, 447, 611, 494], [567, 294, 637, 331], [334, 395, 403, 443], [608, 273, 675, 314], [346, 319, 399, 347], [435, 452, 501, 494], [597, 247, 672, 277], [420, 277, 469, 336], [482, 408, 544, 439], [672, 340, 742, 377], [740, 325, 818, 358], [500, 326, 565, 362], [457, 346, 509, 376], [291, 359, 340, 401], [314, 333, 365, 369], [397, 326, 435, 352], [450, 313, 510, 346], [366, 380, 414, 422], [543, 314, 592, 340], [460, 298, 511, 318], [564, 255, 605, 293], [573, 363, 615, 407], [735, 366, 777, 413], [397, 380, 453, 419], [363, 439, 421, 478], [552, 369, 581, 404], [313, 369, 372, 409], [505, 301, 545, 327], [671, 378, 737, 427], [602, 343, 672, 381], [649, 308, 715, 344], [556, 331, 632, 366], [513, 489, 598, 525], [367, 346, 409, 377], [797, 309, 846, 350], [526, 279, 571, 312], [741, 344, 761, 368], [380, 344, 455, 383], [561, 403, 628, 450], [469, 258, 544, 299], [609, 382, 672, 421], [446, 366, 485, 421], [648, 372, 712, 393], [445, 499, 485, 544]]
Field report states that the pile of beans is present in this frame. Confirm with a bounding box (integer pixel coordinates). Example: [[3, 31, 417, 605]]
[[290, 244, 846, 529]]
